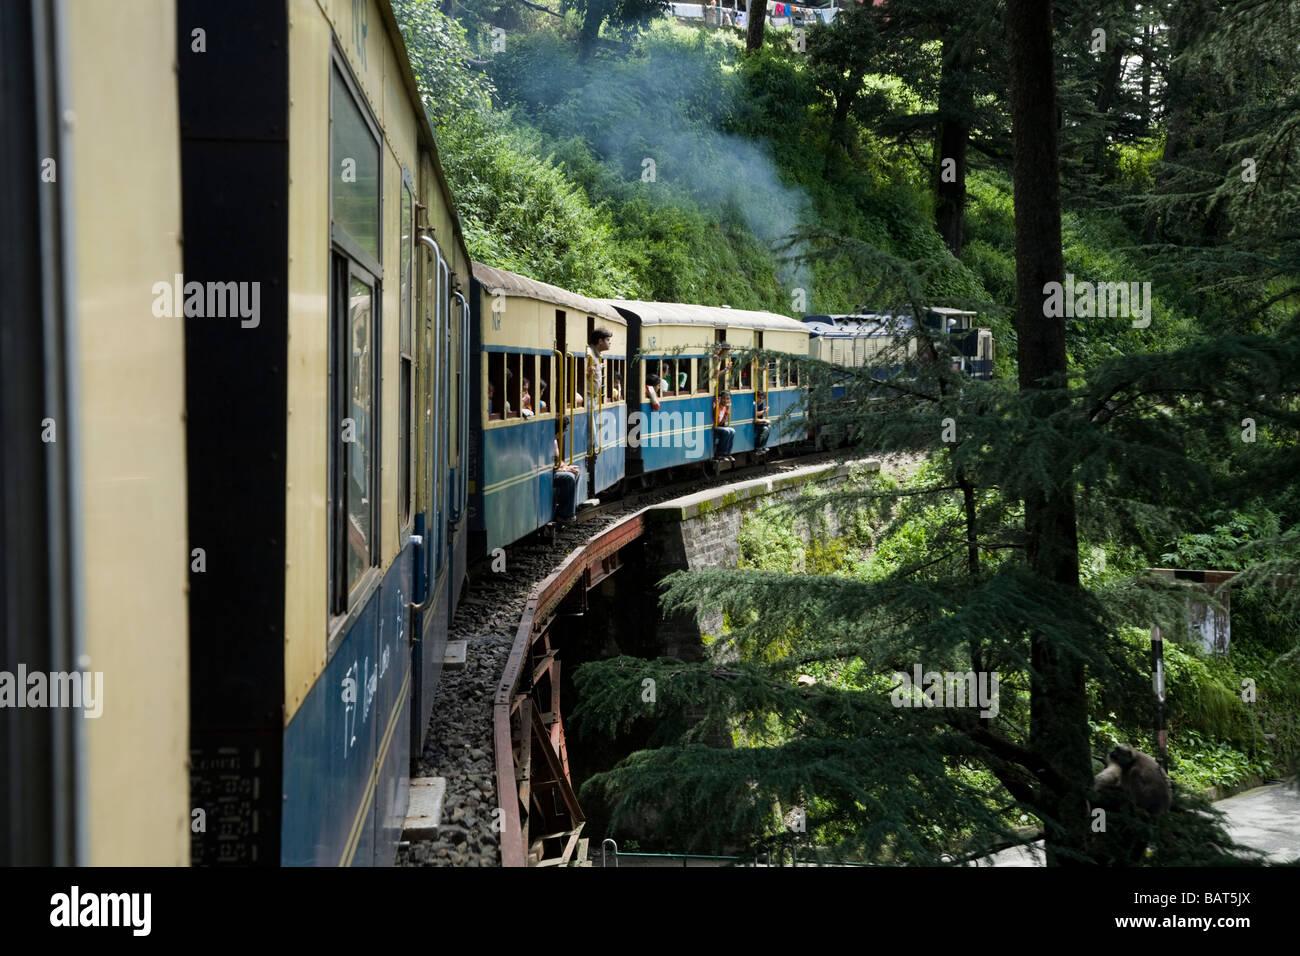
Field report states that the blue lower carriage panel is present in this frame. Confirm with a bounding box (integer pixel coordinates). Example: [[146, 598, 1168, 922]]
[[589, 403, 626, 494], [481, 416, 563, 553], [768, 388, 807, 446], [632, 396, 714, 474], [281, 552, 413, 866], [728, 392, 756, 454]]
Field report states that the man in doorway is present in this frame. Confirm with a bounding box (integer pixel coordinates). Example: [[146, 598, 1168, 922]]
[[714, 389, 736, 463], [587, 328, 613, 402]]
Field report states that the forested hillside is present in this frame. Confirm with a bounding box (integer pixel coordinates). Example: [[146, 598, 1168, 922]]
[[394, 0, 1300, 865]]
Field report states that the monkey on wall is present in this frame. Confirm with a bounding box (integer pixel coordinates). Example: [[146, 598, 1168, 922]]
[[1089, 744, 1172, 865], [1093, 744, 1172, 815]]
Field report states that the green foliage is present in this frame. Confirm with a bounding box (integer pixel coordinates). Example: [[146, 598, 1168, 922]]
[[434, 117, 637, 296]]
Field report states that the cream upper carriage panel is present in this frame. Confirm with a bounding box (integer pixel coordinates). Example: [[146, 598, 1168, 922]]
[[284, 0, 472, 717]]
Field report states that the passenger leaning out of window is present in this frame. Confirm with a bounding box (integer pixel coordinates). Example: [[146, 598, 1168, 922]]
[[645, 372, 663, 411], [587, 327, 612, 404], [714, 389, 736, 462]]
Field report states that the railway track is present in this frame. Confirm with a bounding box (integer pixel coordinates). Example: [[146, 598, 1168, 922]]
[[396, 444, 856, 867]]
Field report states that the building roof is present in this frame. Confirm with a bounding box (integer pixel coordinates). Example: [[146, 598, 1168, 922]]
[[471, 262, 624, 323], [604, 300, 808, 332]]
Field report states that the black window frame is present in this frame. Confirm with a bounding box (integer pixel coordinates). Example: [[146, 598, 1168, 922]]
[[327, 48, 383, 632]]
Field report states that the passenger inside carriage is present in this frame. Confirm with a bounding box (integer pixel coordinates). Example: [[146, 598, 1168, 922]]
[[487, 381, 511, 420], [754, 390, 770, 450], [645, 372, 662, 411]]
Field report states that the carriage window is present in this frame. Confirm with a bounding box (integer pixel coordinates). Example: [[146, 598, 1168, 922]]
[[740, 359, 752, 390], [677, 358, 692, 394], [789, 360, 799, 386], [487, 353, 505, 421], [328, 58, 383, 618], [537, 356, 551, 414], [521, 354, 536, 418], [330, 66, 380, 262], [506, 353, 521, 419], [335, 271, 376, 602], [696, 358, 708, 392]]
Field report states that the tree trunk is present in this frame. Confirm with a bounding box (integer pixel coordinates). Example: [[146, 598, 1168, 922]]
[[579, 2, 604, 59], [1005, 0, 1090, 866], [824, 68, 865, 174], [1095, 40, 1126, 114], [933, 33, 971, 258], [745, 0, 767, 53], [1140, 23, 1152, 134]]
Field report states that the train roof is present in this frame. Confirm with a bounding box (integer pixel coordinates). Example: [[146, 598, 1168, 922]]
[[802, 308, 978, 337], [604, 300, 808, 332], [802, 313, 918, 338], [471, 262, 624, 323]]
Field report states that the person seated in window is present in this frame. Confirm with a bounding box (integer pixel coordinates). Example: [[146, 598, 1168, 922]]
[[521, 377, 535, 418], [488, 382, 501, 420], [714, 389, 736, 462], [645, 372, 663, 411], [611, 374, 623, 402], [754, 389, 771, 450], [552, 433, 580, 523]]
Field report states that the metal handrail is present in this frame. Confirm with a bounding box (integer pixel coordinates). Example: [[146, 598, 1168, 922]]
[[553, 347, 566, 462], [409, 234, 442, 613], [454, 290, 470, 521]]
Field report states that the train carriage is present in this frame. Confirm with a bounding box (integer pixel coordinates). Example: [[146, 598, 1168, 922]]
[[469, 264, 628, 558], [2, 0, 191, 865], [804, 308, 993, 388], [175, 0, 471, 866], [607, 301, 811, 474]]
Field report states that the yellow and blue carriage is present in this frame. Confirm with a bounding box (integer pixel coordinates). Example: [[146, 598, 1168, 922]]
[[607, 302, 810, 473], [171, 0, 472, 866], [803, 308, 993, 394], [469, 264, 628, 556]]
